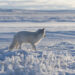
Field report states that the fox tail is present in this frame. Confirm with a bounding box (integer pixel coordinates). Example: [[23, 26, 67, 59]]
[[9, 38, 18, 50]]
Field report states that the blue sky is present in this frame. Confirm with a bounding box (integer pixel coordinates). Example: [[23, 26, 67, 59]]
[[0, 0, 75, 10]]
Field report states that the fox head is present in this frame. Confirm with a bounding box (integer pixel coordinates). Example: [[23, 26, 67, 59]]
[[37, 28, 46, 37]]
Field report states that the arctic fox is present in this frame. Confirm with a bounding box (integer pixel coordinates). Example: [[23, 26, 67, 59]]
[[9, 28, 45, 50]]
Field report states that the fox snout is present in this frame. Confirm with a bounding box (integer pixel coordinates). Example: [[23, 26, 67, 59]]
[[43, 33, 46, 37], [44, 34, 46, 37]]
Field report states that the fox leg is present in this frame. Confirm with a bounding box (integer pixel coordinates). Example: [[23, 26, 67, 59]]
[[15, 42, 19, 49], [18, 42, 22, 49], [19, 45, 21, 49], [31, 43, 36, 50]]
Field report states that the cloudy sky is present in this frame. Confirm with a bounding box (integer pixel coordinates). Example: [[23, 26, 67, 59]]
[[0, 0, 75, 10]]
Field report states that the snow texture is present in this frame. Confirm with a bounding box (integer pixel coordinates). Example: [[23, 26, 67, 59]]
[[0, 27, 75, 75], [0, 9, 75, 22], [0, 9, 75, 75]]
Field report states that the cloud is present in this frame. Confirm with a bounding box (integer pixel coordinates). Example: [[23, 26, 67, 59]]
[[0, 2, 8, 6], [0, 0, 75, 10]]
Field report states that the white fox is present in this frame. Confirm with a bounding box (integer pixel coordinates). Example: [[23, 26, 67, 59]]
[[9, 28, 45, 50]]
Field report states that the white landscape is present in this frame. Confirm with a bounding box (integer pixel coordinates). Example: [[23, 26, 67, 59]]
[[0, 10, 75, 75]]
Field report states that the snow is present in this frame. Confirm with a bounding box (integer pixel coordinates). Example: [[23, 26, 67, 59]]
[[0, 10, 75, 75], [0, 25, 75, 75], [0, 9, 75, 22]]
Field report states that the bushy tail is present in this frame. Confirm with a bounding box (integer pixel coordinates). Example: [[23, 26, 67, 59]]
[[9, 38, 18, 50]]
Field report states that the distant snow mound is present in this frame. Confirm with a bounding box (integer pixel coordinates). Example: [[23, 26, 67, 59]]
[[52, 42, 74, 50], [57, 42, 72, 45]]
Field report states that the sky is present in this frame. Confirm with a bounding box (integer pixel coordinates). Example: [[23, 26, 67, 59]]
[[0, 0, 75, 10]]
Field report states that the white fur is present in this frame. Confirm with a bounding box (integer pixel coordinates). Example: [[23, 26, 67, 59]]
[[9, 28, 45, 50]]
